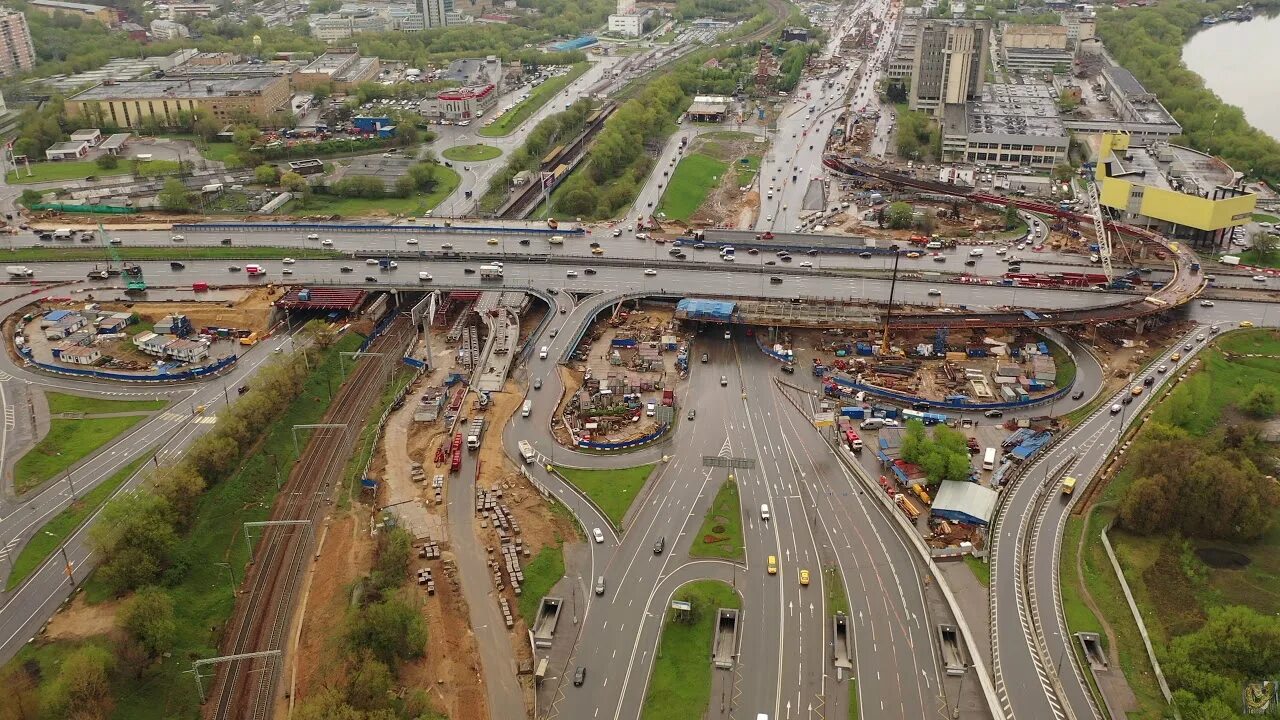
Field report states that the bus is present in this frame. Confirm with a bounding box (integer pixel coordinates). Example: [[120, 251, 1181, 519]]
[[902, 408, 948, 426], [982, 447, 997, 472]]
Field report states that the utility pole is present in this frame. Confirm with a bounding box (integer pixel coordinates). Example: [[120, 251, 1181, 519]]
[[880, 247, 901, 355]]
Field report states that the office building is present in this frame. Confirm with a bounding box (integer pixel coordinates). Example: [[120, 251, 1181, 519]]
[[29, 0, 118, 26], [424, 0, 449, 28], [1095, 132, 1255, 245], [0, 10, 36, 78], [608, 13, 642, 36], [295, 50, 382, 91], [167, 3, 216, 19], [1000, 23, 1072, 73], [910, 20, 989, 116], [67, 76, 292, 128]]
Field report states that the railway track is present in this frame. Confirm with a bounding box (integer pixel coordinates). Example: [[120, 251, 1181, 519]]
[[205, 316, 413, 720]]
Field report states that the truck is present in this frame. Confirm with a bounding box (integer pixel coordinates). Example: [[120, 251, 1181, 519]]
[[201, 183, 224, 193], [6, 266, 34, 277], [244, 264, 267, 277], [52, 228, 73, 239], [1221, 255, 1241, 266], [661, 388, 674, 406], [466, 418, 485, 450], [518, 439, 536, 464], [480, 264, 504, 279], [1061, 476, 1077, 495]]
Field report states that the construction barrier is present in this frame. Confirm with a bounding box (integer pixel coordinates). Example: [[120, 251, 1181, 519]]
[[31, 203, 136, 214], [174, 222, 584, 236], [27, 353, 238, 382], [577, 423, 670, 451]]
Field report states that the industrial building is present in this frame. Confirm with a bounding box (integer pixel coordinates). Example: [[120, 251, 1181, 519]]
[[885, 14, 920, 81], [67, 75, 292, 128], [1095, 132, 1255, 246], [29, 0, 118, 26], [294, 50, 382, 91], [940, 83, 1068, 169], [607, 13, 642, 36], [0, 10, 36, 78], [686, 95, 732, 123], [910, 20, 989, 116], [439, 57, 504, 89], [999, 23, 1072, 74]]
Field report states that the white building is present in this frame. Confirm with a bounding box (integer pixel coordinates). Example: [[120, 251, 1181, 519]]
[[149, 18, 189, 39], [608, 13, 642, 36], [167, 3, 215, 19], [45, 140, 90, 160]]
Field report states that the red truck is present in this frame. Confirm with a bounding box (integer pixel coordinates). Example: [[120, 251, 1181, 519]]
[[662, 389, 674, 407]]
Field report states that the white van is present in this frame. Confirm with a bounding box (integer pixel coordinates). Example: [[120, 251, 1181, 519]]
[[539, 346, 549, 360], [860, 418, 887, 430], [982, 447, 997, 471], [521, 400, 532, 418], [760, 504, 770, 521]]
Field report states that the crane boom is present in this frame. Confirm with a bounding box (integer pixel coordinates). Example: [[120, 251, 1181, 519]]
[[1085, 177, 1113, 282]]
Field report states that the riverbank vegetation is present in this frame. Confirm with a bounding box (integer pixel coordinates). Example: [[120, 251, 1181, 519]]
[[1098, 0, 1280, 181]]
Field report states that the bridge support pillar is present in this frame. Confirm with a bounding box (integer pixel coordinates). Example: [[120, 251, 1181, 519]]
[[1134, 316, 1147, 335]]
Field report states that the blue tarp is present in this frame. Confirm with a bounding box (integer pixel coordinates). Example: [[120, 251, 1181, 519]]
[[676, 298, 735, 322], [932, 480, 998, 526], [1011, 431, 1053, 461]]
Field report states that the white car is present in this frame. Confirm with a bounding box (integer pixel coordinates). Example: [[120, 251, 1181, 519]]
[[592, 528, 605, 543], [799, 261, 813, 268], [406, 237, 419, 245], [995, 247, 1007, 255], [170, 234, 185, 241], [282, 268, 294, 275], [386, 261, 398, 269], [566, 270, 578, 277], [644, 268, 657, 276], [321, 239, 334, 246], [969, 248, 984, 256], [927, 288, 942, 296], [1254, 275, 1268, 282], [282, 257, 296, 264], [366, 258, 379, 265], [1199, 300, 1214, 307], [418, 272, 433, 281], [612, 228, 622, 237], [306, 233, 319, 240], [441, 243, 454, 250]]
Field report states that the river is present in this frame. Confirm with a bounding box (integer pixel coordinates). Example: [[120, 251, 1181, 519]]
[[1182, 13, 1280, 141]]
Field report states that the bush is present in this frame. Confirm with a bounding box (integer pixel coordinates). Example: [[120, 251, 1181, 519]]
[[95, 154, 119, 170]]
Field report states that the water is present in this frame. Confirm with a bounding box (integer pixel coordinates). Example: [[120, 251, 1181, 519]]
[[1182, 14, 1280, 141]]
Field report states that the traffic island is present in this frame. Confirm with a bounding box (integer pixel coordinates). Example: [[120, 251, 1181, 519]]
[[690, 477, 744, 561], [640, 580, 743, 720], [442, 144, 502, 162], [551, 463, 656, 528]]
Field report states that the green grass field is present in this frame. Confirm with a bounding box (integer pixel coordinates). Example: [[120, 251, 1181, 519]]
[[441, 144, 502, 162], [7, 246, 342, 263], [1147, 332, 1280, 436], [1048, 337, 1077, 390], [824, 566, 850, 615], [689, 479, 744, 561], [6, 456, 149, 591], [553, 464, 655, 527], [963, 555, 990, 587], [657, 153, 728, 222], [290, 167, 460, 217], [517, 546, 566, 626], [478, 63, 590, 138], [8, 159, 131, 184], [14, 416, 150, 495], [1252, 213, 1279, 224], [43, 392, 168, 416], [1238, 248, 1280, 268], [640, 580, 741, 720]]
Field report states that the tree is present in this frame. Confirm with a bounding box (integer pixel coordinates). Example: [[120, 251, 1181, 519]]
[[370, 527, 412, 592], [95, 154, 119, 170], [885, 201, 914, 229], [158, 179, 192, 212], [1003, 204, 1020, 230], [280, 171, 308, 193], [118, 586, 177, 660], [149, 463, 205, 525], [1242, 384, 1278, 418], [192, 110, 221, 142], [254, 163, 280, 185], [18, 189, 43, 207], [345, 652, 394, 711], [884, 81, 908, 104], [344, 595, 427, 667], [42, 645, 114, 720], [393, 174, 416, 198], [89, 490, 179, 594], [1251, 230, 1279, 264], [1051, 163, 1076, 183], [1118, 474, 1171, 535], [301, 318, 338, 349], [0, 663, 40, 720], [232, 125, 261, 150]]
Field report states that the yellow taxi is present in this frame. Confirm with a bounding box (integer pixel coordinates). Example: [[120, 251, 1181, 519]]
[[487, 236, 499, 245], [799, 569, 810, 586], [1241, 321, 1255, 328], [592, 247, 604, 255], [1171, 353, 1181, 362], [767, 555, 777, 575]]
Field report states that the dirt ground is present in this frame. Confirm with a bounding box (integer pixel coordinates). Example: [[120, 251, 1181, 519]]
[[95, 287, 281, 334], [42, 594, 123, 641], [687, 134, 767, 229]]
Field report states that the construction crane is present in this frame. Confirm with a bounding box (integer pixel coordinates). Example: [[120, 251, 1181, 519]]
[[1084, 174, 1114, 282], [96, 223, 146, 293]]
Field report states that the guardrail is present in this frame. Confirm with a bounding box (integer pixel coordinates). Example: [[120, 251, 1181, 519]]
[[172, 222, 584, 236]]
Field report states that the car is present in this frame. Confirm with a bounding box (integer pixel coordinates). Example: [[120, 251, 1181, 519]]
[[780, 255, 793, 263], [365, 276, 378, 283], [1143, 376, 1155, 387], [1110, 403, 1122, 414], [1196, 334, 1206, 342], [770, 276, 783, 284], [419, 272, 433, 281], [592, 528, 605, 543], [573, 667, 586, 687], [171, 234, 185, 242], [720, 375, 728, 386], [441, 243, 454, 250], [859, 251, 872, 259], [519, 238, 531, 246], [584, 268, 597, 275], [533, 377, 542, 390], [228, 265, 242, 272], [566, 270, 578, 277], [589, 241, 601, 248], [724, 330, 731, 340], [1157, 364, 1168, 374], [984, 409, 1004, 418], [594, 576, 606, 595], [964, 260, 977, 266], [1121, 395, 1133, 405], [406, 237, 418, 245], [340, 266, 354, 273], [644, 268, 658, 276], [1240, 321, 1255, 328], [1199, 300, 1215, 307], [768, 555, 778, 575], [1184, 343, 1193, 351], [322, 239, 334, 246], [687, 409, 696, 420], [1071, 390, 1085, 400], [1171, 353, 1181, 362], [612, 228, 622, 237], [367, 258, 379, 265], [282, 257, 296, 264], [464, 268, 476, 274], [169, 261, 185, 270], [906, 251, 922, 259], [799, 569, 810, 586], [766, 215, 773, 221], [799, 261, 813, 268], [653, 537, 665, 554], [282, 268, 294, 275], [927, 288, 942, 296], [306, 233, 320, 240], [1254, 275, 1269, 282]]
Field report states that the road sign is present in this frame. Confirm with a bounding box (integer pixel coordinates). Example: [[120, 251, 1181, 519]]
[[702, 456, 756, 469], [813, 411, 836, 427]]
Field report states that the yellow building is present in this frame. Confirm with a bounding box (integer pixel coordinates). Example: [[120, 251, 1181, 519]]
[[1095, 132, 1254, 245], [30, 0, 117, 26], [67, 76, 292, 129]]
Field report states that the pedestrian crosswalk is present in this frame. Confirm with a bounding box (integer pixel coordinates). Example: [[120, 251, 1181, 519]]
[[0, 371, 13, 382], [159, 411, 218, 425], [3, 405, 13, 431]]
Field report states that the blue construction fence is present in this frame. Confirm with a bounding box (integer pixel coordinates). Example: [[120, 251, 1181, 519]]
[[174, 222, 584, 236], [402, 356, 426, 369], [823, 371, 1073, 412], [26, 353, 238, 382], [577, 422, 670, 451], [359, 313, 400, 352], [756, 335, 794, 363]]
